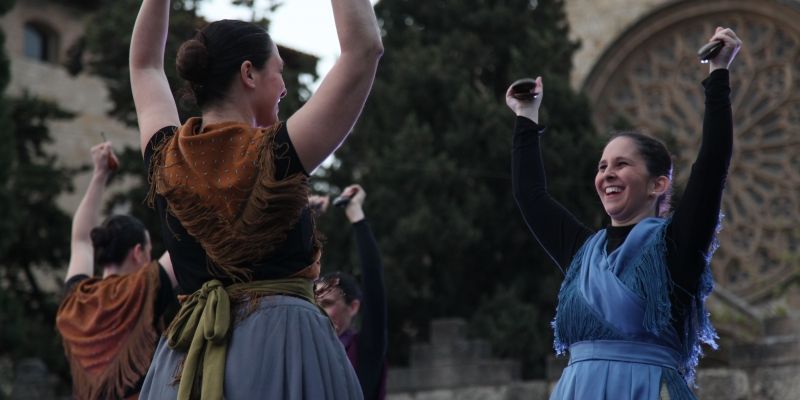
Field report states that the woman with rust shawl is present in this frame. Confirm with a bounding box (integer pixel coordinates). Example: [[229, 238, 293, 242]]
[[129, 0, 382, 398], [56, 141, 177, 399]]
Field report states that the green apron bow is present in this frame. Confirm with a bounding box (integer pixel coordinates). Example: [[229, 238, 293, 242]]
[[166, 278, 316, 400]]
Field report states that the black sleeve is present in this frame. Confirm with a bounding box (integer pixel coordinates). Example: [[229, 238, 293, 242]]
[[143, 126, 176, 171], [353, 219, 387, 400], [63, 274, 90, 298], [273, 123, 309, 179], [512, 117, 593, 271], [667, 69, 733, 293], [154, 264, 176, 319]]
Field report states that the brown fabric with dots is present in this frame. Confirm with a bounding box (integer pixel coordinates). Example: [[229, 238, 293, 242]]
[[56, 262, 162, 400], [147, 118, 317, 282]]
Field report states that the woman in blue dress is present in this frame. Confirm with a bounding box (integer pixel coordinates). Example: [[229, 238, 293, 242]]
[[508, 27, 741, 399]]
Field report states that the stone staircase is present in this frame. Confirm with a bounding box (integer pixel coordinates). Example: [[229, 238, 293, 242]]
[[696, 314, 800, 400], [387, 318, 522, 392]]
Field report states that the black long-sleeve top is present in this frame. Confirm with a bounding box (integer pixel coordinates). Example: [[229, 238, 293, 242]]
[[349, 219, 387, 400], [512, 69, 732, 320]]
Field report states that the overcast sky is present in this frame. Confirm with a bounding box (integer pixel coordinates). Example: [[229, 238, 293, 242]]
[[198, 0, 378, 83]]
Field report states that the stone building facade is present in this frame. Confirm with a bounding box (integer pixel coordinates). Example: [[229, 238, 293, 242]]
[[0, 0, 140, 213], [1, 0, 798, 398]]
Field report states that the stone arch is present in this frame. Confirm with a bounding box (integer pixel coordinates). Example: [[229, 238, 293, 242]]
[[582, 0, 800, 302]]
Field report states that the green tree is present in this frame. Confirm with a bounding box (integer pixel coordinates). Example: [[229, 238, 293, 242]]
[[82, 0, 205, 125], [313, 0, 603, 378], [0, 82, 78, 400]]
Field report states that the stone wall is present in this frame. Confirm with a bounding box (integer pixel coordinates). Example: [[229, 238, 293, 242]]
[[387, 318, 800, 400], [564, 0, 671, 88], [0, 0, 87, 64], [1, 1, 140, 216]]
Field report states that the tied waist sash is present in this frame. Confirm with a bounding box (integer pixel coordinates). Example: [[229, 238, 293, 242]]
[[166, 278, 319, 400], [568, 340, 681, 370]]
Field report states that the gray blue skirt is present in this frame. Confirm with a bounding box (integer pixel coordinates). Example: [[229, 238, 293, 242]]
[[550, 341, 694, 400], [140, 295, 363, 399]]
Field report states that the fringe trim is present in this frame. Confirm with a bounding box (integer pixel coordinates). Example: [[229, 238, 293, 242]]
[[146, 123, 312, 282], [681, 212, 723, 386], [618, 220, 672, 336], [552, 240, 621, 355], [662, 367, 698, 400], [62, 262, 161, 400]]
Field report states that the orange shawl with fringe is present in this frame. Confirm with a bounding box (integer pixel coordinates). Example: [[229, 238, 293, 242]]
[[147, 118, 316, 281], [56, 262, 162, 400]]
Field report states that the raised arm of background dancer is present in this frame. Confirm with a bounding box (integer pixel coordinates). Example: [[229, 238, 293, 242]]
[[507, 78, 592, 271], [286, 0, 383, 173], [157, 251, 178, 288], [130, 0, 180, 154], [669, 27, 740, 289], [65, 142, 118, 282], [344, 185, 387, 398]]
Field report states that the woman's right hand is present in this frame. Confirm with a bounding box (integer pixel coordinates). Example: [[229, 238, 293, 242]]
[[506, 76, 543, 124], [342, 184, 366, 223], [90, 141, 118, 177], [707, 27, 742, 72]]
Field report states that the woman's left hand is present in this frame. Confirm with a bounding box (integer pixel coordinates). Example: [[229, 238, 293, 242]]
[[505, 76, 543, 124], [707, 27, 742, 72]]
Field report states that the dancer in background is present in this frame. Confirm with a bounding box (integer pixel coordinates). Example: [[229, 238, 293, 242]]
[[313, 184, 388, 400], [508, 27, 741, 399], [56, 141, 177, 400], [129, 0, 382, 397]]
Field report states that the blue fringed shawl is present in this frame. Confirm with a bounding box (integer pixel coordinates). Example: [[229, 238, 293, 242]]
[[552, 217, 717, 385]]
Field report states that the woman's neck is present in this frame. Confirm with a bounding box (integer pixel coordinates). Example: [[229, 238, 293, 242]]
[[102, 262, 139, 278], [201, 102, 255, 129]]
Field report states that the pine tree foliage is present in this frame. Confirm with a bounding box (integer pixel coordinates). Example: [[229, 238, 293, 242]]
[[0, 83, 77, 397], [313, 0, 604, 377]]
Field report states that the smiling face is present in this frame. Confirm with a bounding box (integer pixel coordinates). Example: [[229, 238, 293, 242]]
[[595, 136, 668, 226]]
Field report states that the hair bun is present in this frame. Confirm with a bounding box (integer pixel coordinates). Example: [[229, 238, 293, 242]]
[[176, 38, 210, 83], [90, 227, 111, 247]]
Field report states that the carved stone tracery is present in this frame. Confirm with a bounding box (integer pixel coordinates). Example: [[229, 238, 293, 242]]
[[584, 0, 800, 302]]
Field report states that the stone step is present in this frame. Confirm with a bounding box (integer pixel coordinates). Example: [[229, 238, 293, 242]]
[[730, 334, 800, 367], [429, 318, 468, 346], [694, 368, 750, 400], [410, 339, 492, 367], [387, 359, 521, 393], [764, 315, 800, 336]]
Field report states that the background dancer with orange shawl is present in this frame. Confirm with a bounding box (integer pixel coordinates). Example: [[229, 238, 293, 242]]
[[56, 141, 178, 400]]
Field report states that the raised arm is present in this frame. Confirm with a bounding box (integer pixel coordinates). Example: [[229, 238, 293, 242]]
[[342, 185, 387, 399], [65, 142, 117, 282], [669, 27, 740, 289], [130, 0, 180, 154], [506, 78, 593, 271], [286, 0, 383, 173]]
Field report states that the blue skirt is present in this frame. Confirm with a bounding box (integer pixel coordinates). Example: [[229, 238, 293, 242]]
[[550, 341, 695, 400], [140, 295, 363, 399]]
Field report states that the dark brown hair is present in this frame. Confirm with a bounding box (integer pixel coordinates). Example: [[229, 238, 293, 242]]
[[315, 272, 363, 305], [176, 19, 273, 109], [609, 131, 673, 217], [90, 215, 148, 267]]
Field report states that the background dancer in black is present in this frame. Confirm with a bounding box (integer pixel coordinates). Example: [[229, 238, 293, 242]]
[[313, 184, 388, 400]]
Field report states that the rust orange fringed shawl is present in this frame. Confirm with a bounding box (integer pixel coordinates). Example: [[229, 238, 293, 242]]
[[146, 118, 317, 281], [56, 262, 162, 400]]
